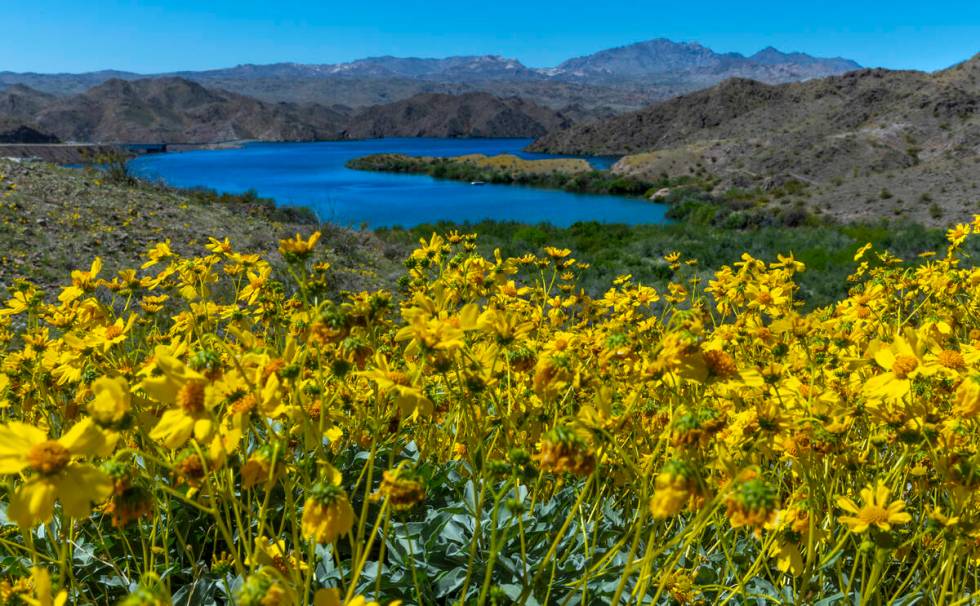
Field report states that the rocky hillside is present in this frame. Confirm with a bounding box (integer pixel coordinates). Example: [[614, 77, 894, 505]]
[[0, 70, 139, 96], [0, 85, 60, 142], [0, 84, 56, 118], [342, 92, 572, 138], [531, 55, 980, 225], [1, 80, 587, 143], [13, 77, 349, 143], [0, 159, 399, 291]]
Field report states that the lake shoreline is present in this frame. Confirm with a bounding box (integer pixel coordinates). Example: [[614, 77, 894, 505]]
[[127, 138, 671, 228]]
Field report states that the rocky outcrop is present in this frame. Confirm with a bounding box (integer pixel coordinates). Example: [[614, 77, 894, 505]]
[[0, 124, 59, 143]]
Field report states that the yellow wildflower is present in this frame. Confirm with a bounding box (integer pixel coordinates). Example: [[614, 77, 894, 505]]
[[0, 419, 113, 527], [142, 347, 216, 449], [278, 231, 321, 261], [141, 240, 174, 269], [87, 376, 132, 427], [837, 481, 912, 533], [302, 481, 354, 544], [863, 331, 926, 402]]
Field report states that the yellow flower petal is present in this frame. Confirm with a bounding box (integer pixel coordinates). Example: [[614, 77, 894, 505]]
[[0, 422, 46, 474], [872, 348, 895, 374], [52, 463, 113, 519], [58, 418, 109, 457], [140, 374, 183, 405], [836, 496, 859, 514], [8, 477, 58, 528], [150, 409, 196, 449], [193, 418, 214, 443], [314, 588, 340, 606]]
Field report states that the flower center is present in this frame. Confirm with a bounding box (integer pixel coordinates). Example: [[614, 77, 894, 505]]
[[230, 393, 258, 415], [177, 382, 206, 414], [177, 454, 205, 482], [756, 291, 774, 305], [27, 440, 70, 475], [704, 350, 738, 378], [262, 359, 286, 381], [104, 324, 124, 340], [892, 355, 919, 379], [386, 371, 410, 386], [938, 349, 965, 370], [859, 505, 891, 526], [271, 554, 290, 575]]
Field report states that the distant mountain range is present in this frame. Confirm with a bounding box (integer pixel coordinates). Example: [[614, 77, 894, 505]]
[[551, 40, 860, 83], [190, 55, 542, 81], [164, 41, 858, 84], [0, 38, 864, 144], [531, 54, 980, 225], [0, 38, 861, 111]]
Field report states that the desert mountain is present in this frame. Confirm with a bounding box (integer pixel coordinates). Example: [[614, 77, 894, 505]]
[[0, 84, 57, 120], [551, 39, 860, 83], [0, 86, 61, 143], [184, 77, 648, 115], [0, 39, 860, 111], [21, 77, 348, 143], [186, 55, 542, 81], [0, 70, 140, 97], [749, 46, 859, 72], [531, 55, 980, 224], [342, 92, 572, 139], [1, 79, 576, 143]]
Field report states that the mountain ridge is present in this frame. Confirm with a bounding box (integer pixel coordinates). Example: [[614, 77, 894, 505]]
[[0, 78, 576, 143], [0, 38, 861, 110], [14, 77, 349, 143], [552, 38, 861, 82]]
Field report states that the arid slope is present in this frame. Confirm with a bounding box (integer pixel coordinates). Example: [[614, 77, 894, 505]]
[[531, 56, 980, 224]]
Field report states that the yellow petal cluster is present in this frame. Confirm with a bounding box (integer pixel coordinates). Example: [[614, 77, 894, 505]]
[[1, 220, 980, 602]]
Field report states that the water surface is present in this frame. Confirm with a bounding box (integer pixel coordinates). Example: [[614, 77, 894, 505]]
[[129, 138, 667, 228]]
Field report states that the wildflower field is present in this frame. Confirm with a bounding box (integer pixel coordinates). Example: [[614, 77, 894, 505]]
[[2, 222, 980, 605]]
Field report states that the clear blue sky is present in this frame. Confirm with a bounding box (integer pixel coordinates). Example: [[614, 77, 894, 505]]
[[4, 0, 978, 73]]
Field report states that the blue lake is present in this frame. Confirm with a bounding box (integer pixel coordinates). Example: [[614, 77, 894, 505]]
[[128, 138, 669, 228]]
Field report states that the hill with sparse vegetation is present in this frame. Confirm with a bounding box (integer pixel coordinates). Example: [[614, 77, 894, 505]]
[[0, 158, 399, 291], [531, 55, 980, 225]]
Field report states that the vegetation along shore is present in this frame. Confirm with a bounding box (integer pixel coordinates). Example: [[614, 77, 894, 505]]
[[1, 157, 968, 311], [348, 152, 837, 229]]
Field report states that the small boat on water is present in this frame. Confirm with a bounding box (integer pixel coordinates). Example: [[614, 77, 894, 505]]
[[470, 181, 486, 186]]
